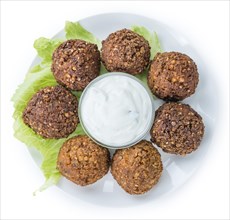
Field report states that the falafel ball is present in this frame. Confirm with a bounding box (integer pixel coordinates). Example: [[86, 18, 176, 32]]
[[111, 140, 163, 195], [23, 85, 78, 139], [57, 135, 110, 186], [52, 39, 100, 91], [148, 52, 199, 101], [101, 29, 151, 75], [150, 102, 205, 155]]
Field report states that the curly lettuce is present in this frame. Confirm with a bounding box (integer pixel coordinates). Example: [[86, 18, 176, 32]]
[[65, 21, 101, 48]]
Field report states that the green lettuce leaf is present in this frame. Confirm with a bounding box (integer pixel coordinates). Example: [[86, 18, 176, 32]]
[[13, 65, 56, 109], [65, 21, 101, 48], [33, 37, 63, 64]]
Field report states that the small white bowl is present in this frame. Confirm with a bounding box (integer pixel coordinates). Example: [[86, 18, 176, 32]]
[[78, 72, 155, 149]]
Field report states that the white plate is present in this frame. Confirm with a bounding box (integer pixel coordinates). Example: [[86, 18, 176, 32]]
[[28, 13, 218, 207]]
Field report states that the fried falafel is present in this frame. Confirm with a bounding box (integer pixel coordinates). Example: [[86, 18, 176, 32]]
[[52, 39, 100, 91], [148, 52, 199, 101], [101, 29, 150, 75], [150, 102, 205, 155], [111, 140, 163, 195], [23, 85, 78, 139], [57, 135, 110, 186]]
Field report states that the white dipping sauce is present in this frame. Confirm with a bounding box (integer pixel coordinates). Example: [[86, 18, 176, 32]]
[[80, 73, 154, 148]]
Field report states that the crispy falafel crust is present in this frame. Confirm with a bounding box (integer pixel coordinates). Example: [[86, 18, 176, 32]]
[[52, 39, 100, 91], [150, 102, 205, 155], [101, 29, 150, 75], [111, 140, 163, 195], [23, 85, 78, 139], [148, 52, 199, 101], [57, 135, 110, 186]]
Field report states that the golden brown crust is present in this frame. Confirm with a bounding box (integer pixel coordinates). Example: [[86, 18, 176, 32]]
[[111, 140, 163, 195], [150, 102, 205, 155], [23, 85, 78, 139], [101, 29, 150, 75], [148, 52, 199, 101], [57, 135, 110, 186], [52, 39, 100, 91]]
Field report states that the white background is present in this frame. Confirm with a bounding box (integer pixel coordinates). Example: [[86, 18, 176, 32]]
[[1, 1, 229, 219]]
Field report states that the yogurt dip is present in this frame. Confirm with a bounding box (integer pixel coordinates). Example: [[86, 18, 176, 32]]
[[79, 72, 154, 148]]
